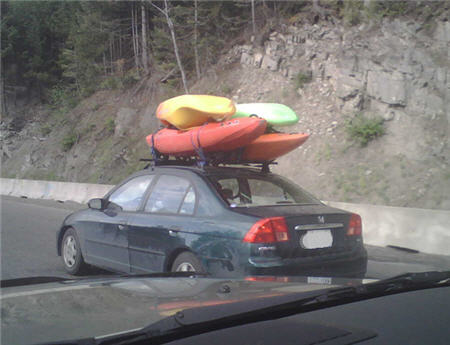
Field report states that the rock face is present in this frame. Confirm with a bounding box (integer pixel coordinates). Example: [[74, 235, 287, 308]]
[[235, 18, 448, 160], [236, 19, 448, 120], [226, 16, 449, 210]]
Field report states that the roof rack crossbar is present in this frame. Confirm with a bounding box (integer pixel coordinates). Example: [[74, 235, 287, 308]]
[[139, 154, 277, 172]]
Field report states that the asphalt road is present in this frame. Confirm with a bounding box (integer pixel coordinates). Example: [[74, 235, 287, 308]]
[[1, 195, 449, 281]]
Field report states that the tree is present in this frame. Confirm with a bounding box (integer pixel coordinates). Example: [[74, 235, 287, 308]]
[[141, 2, 149, 74], [150, 0, 189, 94], [1, 1, 76, 96]]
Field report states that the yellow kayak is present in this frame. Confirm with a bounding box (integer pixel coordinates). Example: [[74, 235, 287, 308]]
[[156, 95, 236, 130]]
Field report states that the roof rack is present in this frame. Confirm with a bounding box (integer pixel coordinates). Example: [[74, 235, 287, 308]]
[[139, 151, 277, 173]]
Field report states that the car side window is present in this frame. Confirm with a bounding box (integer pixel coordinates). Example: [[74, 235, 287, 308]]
[[248, 178, 295, 204], [179, 186, 196, 215], [109, 175, 154, 212], [145, 175, 194, 214]]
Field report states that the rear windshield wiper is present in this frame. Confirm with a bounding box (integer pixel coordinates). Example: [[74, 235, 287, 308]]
[[38, 271, 450, 345]]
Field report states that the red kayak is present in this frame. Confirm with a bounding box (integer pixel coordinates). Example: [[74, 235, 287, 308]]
[[242, 133, 309, 161], [146, 117, 267, 157]]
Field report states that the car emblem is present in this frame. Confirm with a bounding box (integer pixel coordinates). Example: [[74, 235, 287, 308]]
[[318, 216, 325, 224]]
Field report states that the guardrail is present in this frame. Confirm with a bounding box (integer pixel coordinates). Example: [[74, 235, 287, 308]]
[[0, 178, 113, 204], [326, 201, 450, 257], [1, 178, 449, 256]]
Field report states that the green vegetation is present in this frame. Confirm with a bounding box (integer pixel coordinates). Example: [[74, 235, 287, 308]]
[[105, 118, 115, 134], [315, 143, 332, 164], [24, 169, 62, 182], [294, 71, 312, 89], [61, 133, 78, 151], [221, 84, 233, 95], [345, 113, 385, 146], [341, 0, 364, 26], [333, 166, 387, 203], [40, 124, 52, 136]]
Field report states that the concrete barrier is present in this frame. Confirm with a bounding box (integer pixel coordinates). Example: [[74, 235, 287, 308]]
[[326, 201, 450, 256], [0, 178, 113, 204], [1, 178, 449, 256]]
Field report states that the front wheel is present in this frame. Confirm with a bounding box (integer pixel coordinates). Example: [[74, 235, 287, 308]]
[[171, 252, 205, 273], [61, 228, 87, 275]]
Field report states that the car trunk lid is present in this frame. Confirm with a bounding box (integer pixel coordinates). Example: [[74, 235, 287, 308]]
[[232, 205, 356, 259]]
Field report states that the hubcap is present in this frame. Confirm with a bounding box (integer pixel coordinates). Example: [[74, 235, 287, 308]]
[[63, 235, 77, 268], [175, 262, 196, 272]]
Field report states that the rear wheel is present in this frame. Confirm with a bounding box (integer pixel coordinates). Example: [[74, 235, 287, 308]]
[[171, 252, 205, 273], [61, 228, 87, 275]]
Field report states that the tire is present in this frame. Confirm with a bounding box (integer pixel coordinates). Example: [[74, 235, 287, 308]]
[[61, 228, 87, 275], [171, 252, 205, 273]]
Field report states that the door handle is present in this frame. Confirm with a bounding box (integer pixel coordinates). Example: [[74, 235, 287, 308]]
[[169, 230, 178, 237], [118, 224, 126, 231]]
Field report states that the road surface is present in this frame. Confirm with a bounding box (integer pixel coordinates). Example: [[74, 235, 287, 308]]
[[1, 195, 449, 281]]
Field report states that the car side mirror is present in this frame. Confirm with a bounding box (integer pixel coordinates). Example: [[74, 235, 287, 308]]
[[88, 198, 106, 210]]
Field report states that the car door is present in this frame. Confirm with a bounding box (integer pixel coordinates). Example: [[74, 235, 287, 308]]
[[83, 174, 154, 273], [127, 174, 197, 273]]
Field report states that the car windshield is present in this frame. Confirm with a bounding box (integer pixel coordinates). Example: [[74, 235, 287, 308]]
[[208, 172, 321, 207]]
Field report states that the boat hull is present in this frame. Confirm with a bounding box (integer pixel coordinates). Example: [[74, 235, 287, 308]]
[[157, 95, 236, 130], [232, 103, 299, 126], [146, 118, 267, 157], [242, 133, 309, 161]]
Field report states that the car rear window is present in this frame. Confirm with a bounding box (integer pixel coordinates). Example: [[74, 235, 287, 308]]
[[208, 173, 320, 207]]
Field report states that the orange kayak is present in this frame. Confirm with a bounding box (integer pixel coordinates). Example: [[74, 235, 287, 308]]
[[146, 118, 267, 157], [242, 133, 309, 161], [156, 95, 236, 130]]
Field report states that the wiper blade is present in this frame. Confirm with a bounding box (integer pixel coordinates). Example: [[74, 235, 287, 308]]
[[38, 271, 450, 345], [0, 276, 74, 288], [363, 270, 450, 293], [117, 271, 210, 279], [1, 272, 209, 289]]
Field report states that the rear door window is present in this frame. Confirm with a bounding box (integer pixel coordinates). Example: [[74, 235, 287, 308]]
[[248, 179, 296, 205], [209, 173, 319, 207], [145, 175, 196, 215], [109, 175, 154, 211]]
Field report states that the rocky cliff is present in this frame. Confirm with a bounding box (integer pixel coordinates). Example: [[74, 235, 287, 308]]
[[1, 16, 449, 209]]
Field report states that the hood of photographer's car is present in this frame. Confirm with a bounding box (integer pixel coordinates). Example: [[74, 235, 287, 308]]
[[1, 276, 361, 345]]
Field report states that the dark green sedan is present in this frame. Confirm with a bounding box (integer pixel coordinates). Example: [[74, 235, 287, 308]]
[[57, 164, 368, 277]]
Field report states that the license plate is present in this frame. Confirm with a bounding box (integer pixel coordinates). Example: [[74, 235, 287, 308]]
[[301, 230, 333, 249], [307, 276, 332, 285]]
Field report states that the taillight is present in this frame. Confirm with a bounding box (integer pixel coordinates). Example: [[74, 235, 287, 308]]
[[243, 217, 289, 243], [347, 213, 362, 236]]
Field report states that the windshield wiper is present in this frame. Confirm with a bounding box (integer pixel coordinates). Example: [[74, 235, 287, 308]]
[[116, 271, 210, 279], [38, 271, 450, 345], [1, 272, 209, 289], [0, 276, 73, 288]]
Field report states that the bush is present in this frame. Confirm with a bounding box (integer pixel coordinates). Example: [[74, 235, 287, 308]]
[[105, 118, 115, 134], [122, 70, 140, 88], [341, 0, 364, 26], [100, 76, 121, 90], [346, 113, 385, 146], [221, 84, 233, 95], [294, 71, 312, 89], [61, 133, 78, 151], [40, 123, 52, 136], [48, 85, 79, 110]]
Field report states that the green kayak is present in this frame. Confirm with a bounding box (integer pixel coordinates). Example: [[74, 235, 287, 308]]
[[232, 103, 299, 126]]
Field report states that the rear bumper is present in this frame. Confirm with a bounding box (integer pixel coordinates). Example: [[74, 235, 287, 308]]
[[247, 246, 368, 278]]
